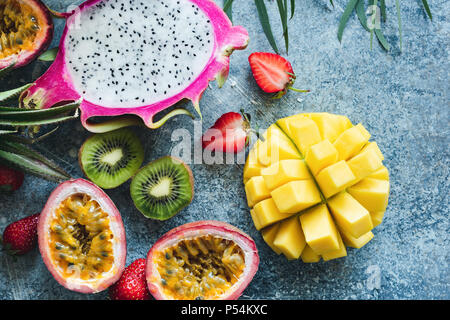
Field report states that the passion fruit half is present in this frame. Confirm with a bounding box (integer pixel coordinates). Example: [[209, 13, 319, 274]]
[[38, 179, 126, 293], [0, 0, 53, 69], [146, 221, 259, 300]]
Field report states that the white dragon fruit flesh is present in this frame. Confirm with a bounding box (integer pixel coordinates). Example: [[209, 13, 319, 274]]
[[20, 0, 249, 131]]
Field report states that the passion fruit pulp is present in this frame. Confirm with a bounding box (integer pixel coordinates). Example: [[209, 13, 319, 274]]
[[38, 179, 126, 294], [0, 0, 53, 69], [146, 221, 259, 300]]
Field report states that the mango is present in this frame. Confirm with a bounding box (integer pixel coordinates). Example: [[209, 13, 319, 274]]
[[243, 140, 266, 184], [333, 124, 371, 161], [370, 211, 385, 227], [273, 216, 306, 260], [305, 139, 339, 176], [257, 133, 300, 166], [271, 180, 322, 214], [261, 223, 282, 254], [367, 166, 389, 180], [347, 148, 382, 181], [347, 178, 390, 212], [250, 209, 263, 231], [339, 228, 374, 249], [283, 117, 322, 155], [301, 244, 321, 263], [321, 231, 347, 261], [243, 112, 390, 263], [245, 176, 271, 208], [299, 204, 340, 254], [315, 160, 356, 198], [307, 113, 352, 143], [362, 141, 384, 161], [261, 159, 311, 190], [327, 192, 373, 238], [252, 198, 293, 229]]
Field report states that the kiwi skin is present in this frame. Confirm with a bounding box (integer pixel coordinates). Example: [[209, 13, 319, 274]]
[[130, 156, 194, 220], [78, 129, 144, 189]]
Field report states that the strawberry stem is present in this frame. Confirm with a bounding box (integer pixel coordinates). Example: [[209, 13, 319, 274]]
[[287, 87, 310, 93]]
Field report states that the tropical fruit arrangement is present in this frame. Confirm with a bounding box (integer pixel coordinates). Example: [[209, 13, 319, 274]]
[[244, 113, 389, 262], [0, 0, 392, 301]]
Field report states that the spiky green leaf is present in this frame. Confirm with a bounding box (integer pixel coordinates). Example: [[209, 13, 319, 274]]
[[254, 0, 279, 54]]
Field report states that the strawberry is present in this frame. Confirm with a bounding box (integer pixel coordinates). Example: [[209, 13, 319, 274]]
[[109, 258, 151, 300], [248, 52, 309, 98], [202, 111, 251, 153], [0, 165, 24, 192], [1, 213, 40, 255]]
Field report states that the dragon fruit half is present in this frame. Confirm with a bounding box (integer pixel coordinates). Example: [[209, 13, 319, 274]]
[[19, 0, 249, 131]]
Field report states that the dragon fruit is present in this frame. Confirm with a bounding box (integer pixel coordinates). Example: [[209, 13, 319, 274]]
[[19, 0, 249, 132]]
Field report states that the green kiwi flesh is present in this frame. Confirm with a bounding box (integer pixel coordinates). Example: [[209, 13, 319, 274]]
[[130, 156, 194, 220], [79, 128, 144, 189]]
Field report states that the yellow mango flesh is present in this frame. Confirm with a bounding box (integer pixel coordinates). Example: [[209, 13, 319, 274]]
[[261, 223, 282, 254], [367, 166, 389, 180], [362, 141, 384, 161], [370, 211, 385, 227], [333, 124, 370, 161], [253, 198, 294, 229], [301, 244, 321, 263], [243, 141, 265, 184], [321, 231, 347, 261], [261, 159, 311, 190], [305, 139, 339, 176], [299, 204, 340, 254], [271, 180, 322, 214], [339, 229, 374, 249], [315, 160, 356, 199], [307, 113, 352, 143], [273, 216, 306, 260], [257, 134, 300, 166], [348, 178, 390, 212], [283, 117, 322, 155], [244, 176, 271, 208], [243, 112, 389, 262], [327, 192, 373, 238], [347, 148, 383, 181]]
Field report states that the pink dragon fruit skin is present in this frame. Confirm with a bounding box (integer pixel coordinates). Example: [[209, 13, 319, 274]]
[[20, 0, 249, 132]]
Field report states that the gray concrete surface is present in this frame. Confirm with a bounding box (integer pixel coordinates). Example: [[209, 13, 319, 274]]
[[0, 0, 448, 299]]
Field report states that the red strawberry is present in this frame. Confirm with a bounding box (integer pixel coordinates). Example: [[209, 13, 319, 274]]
[[0, 165, 24, 192], [1, 213, 40, 255], [202, 111, 251, 153], [109, 258, 151, 300], [248, 52, 309, 98]]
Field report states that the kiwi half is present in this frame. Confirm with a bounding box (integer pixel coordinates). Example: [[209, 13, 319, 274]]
[[130, 156, 194, 220], [79, 128, 144, 189]]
